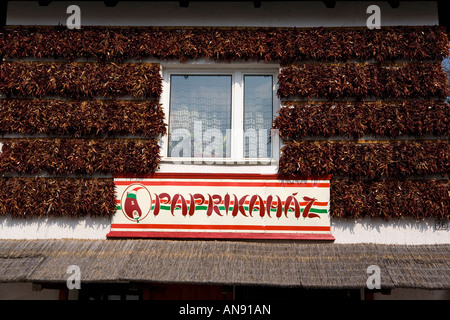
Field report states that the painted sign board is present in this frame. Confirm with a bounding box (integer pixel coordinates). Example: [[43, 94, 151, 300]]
[[107, 174, 334, 240]]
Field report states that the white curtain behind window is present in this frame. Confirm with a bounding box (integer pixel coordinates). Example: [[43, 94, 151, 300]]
[[244, 75, 273, 158]]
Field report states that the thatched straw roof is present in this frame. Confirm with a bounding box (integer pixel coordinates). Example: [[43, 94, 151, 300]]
[[0, 239, 449, 289]]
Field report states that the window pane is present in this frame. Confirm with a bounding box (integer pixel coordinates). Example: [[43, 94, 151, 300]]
[[244, 75, 273, 158], [168, 75, 232, 158]]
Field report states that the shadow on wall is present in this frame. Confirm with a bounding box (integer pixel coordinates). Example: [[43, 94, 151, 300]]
[[330, 217, 449, 244], [1, 214, 449, 244], [0, 215, 111, 239]]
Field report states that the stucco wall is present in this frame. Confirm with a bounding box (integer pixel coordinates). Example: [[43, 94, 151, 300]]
[[6, 1, 438, 27], [1, 216, 448, 244], [0, 1, 447, 244]]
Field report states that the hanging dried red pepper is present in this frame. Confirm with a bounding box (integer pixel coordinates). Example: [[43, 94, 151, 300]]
[[0, 138, 161, 175], [0, 178, 116, 219], [0, 99, 166, 137], [330, 179, 449, 220], [277, 63, 449, 100], [278, 140, 448, 178], [0, 62, 162, 99], [274, 100, 450, 139], [0, 25, 448, 63]]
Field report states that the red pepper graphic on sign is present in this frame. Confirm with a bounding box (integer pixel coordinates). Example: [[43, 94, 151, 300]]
[[124, 187, 143, 222]]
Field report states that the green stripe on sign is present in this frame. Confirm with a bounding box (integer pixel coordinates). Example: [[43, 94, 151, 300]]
[[158, 205, 327, 214], [307, 208, 328, 214]]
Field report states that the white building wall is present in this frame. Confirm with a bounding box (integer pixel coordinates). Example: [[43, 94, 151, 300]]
[[1, 1, 448, 302], [332, 217, 450, 244], [0, 1, 447, 245], [6, 1, 438, 27]]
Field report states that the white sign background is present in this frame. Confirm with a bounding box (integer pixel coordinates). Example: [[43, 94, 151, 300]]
[[108, 175, 333, 240]]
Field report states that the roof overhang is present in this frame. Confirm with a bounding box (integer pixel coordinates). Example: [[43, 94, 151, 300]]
[[1, 239, 449, 289]]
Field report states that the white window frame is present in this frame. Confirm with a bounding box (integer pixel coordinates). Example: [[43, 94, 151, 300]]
[[159, 63, 281, 174]]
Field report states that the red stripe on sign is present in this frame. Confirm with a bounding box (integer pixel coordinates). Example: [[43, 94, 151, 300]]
[[110, 223, 330, 232], [107, 231, 335, 240], [301, 201, 328, 206], [114, 181, 330, 188], [116, 200, 329, 208], [114, 173, 332, 181]]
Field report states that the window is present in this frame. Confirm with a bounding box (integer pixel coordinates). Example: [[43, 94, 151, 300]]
[[243, 75, 274, 158], [161, 68, 279, 165]]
